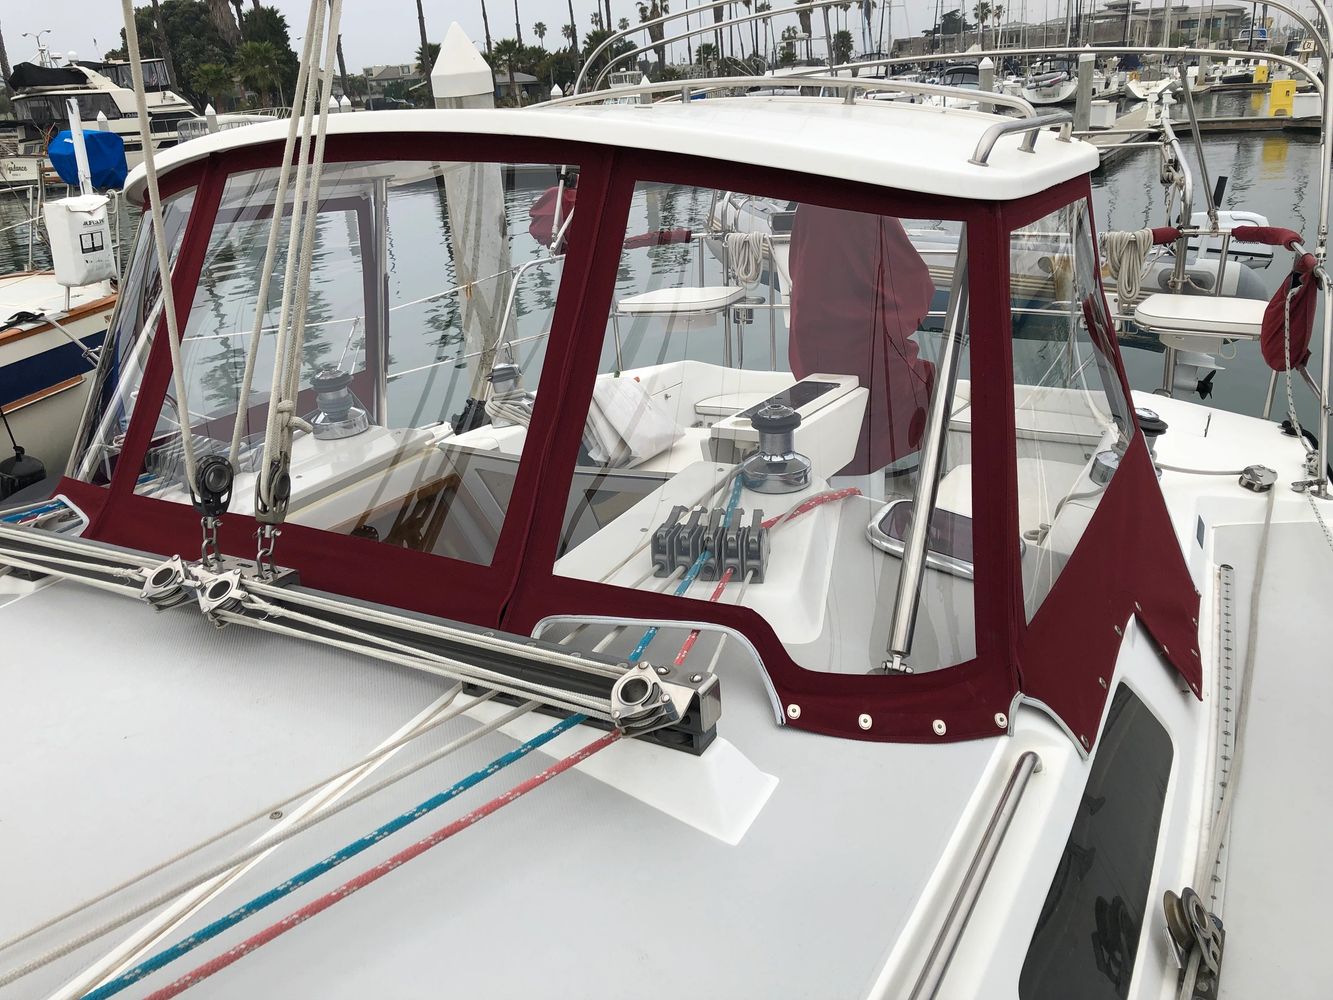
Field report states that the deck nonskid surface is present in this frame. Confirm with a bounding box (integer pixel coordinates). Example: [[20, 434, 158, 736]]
[[0, 578, 998, 998], [1214, 521, 1333, 1000]]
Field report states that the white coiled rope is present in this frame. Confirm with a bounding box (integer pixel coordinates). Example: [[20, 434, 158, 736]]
[[724, 231, 767, 286], [484, 390, 535, 427], [1101, 228, 1154, 305]]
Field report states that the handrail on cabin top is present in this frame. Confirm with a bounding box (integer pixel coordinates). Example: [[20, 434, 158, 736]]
[[969, 111, 1074, 166]]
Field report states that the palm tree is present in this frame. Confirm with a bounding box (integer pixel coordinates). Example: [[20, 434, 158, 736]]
[[990, 4, 1004, 46], [534, 20, 547, 48], [479, 0, 495, 57], [416, 42, 441, 75], [492, 37, 523, 104], [415, 0, 435, 99], [233, 40, 282, 105], [191, 62, 234, 108], [740, 0, 759, 60], [513, 0, 525, 46], [795, 0, 813, 60], [636, 1, 669, 67], [336, 34, 350, 100], [0, 16, 13, 82], [832, 28, 853, 63], [618, 17, 630, 30], [566, 0, 580, 53], [971, 1, 991, 47]]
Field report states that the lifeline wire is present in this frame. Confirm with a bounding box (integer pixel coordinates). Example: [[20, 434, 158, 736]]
[[79, 712, 587, 1000], [142, 728, 620, 1000]]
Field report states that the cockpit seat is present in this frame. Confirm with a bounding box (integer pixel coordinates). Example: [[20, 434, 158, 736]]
[[1134, 293, 1265, 354], [617, 285, 746, 315]]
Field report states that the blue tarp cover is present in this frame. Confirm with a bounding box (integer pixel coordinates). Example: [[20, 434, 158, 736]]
[[47, 130, 128, 190]]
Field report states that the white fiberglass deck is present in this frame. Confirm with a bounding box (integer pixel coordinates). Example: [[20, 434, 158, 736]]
[[1213, 519, 1333, 1000], [0, 579, 998, 998], [1137, 391, 1333, 1000], [0, 272, 112, 321]]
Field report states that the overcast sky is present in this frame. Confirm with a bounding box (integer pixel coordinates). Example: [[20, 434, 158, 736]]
[[2, 0, 972, 73]]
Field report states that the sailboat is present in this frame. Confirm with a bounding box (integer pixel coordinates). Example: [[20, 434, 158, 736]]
[[2, 4, 1332, 998]]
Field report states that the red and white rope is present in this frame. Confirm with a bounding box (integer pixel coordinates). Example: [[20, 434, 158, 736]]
[[142, 729, 620, 999]]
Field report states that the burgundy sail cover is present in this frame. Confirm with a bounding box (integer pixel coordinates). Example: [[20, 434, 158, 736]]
[[788, 205, 936, 474], [1260, 252, 1317, 371]]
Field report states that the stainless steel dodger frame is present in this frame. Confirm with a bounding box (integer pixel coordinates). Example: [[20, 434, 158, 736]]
[[574, 0, 852, 94]]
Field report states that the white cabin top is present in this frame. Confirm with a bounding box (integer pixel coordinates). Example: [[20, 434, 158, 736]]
[[124, 98, 1099, 205]]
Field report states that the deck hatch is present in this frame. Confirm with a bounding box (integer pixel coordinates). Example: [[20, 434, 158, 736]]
[[1019, 684, 1173, 998]]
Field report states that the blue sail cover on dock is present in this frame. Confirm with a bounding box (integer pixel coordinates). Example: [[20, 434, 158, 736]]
[[47, 130, 128, 190]]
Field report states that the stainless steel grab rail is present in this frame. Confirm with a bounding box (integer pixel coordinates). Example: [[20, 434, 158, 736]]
[[970, 111, 1074, 165], [542, 75, 1039, 120], [910, 750, 1043, 999]]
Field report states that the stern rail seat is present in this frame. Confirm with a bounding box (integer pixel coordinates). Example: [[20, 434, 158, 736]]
[[1134, 292, 1265, 354]]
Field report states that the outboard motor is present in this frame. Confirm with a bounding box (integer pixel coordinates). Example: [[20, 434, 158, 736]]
[[1171, 350, 1221, 399]]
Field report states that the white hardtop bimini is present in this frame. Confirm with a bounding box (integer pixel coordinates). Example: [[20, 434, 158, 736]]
[[125, 97, 1099, 206]]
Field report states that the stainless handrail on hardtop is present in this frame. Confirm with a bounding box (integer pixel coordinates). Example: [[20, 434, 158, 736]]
[[543, 77, 1061, 165], [970, 112, 1074, 165], [544, 74, 1039, 119]]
